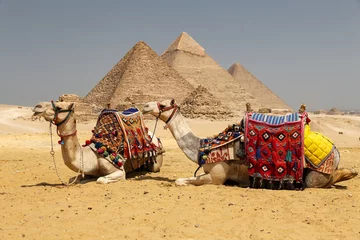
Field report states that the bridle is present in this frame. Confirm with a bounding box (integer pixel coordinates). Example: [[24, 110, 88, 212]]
[[157, 101, 179, 124], [51, 100, 77, 141], [51, 100, 74, 127], [48, 101, 84, 185], [149, 101, 179, 141]]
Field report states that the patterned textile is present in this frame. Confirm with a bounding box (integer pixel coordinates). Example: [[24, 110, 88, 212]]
[[304, 124, 334, 168], [88, 108, 159, 173], [198, 124, 242, 165], [306, 149, 335, 175], [245, 112, 305, 184]]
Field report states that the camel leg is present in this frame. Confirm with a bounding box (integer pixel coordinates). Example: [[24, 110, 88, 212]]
[[96, 169, 126, 184], [305, 170, 333, 188], [331, 168, 358, 185], [147, 155, 163, 173], [175, 173, 213, 186]]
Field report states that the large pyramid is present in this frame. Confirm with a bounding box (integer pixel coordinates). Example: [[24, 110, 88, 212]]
[[161, 32, 259, 115], [228, 63, 292, 111], [83, 41, 195, 109]]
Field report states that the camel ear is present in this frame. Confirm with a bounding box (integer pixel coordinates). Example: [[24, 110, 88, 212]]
[[69, 103, 75, 110], [170, 99, 175, 106]]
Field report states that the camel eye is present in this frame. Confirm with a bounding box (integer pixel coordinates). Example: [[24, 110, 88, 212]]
[[159, 104, 166, 109]]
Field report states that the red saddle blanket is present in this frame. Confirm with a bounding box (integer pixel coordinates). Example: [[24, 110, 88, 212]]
[[87, 108, 159, 172], [245, 112, 305, 184]]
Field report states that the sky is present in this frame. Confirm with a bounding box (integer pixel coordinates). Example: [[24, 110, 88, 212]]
[[0, 0, 359, 110]]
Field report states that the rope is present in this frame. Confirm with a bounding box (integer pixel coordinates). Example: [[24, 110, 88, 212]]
[[49, 122, 84, 186]]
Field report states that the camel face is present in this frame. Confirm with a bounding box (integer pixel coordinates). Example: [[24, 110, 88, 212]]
[[32, 101, 74, 123], [142, 99, 176, 122]]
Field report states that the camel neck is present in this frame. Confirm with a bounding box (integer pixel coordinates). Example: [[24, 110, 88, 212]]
[[166, 111, 200, 164], [56, 118, 82, 172]]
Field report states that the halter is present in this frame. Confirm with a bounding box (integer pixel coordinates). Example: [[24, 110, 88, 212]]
[[157, 101, 179, 124], [50, 101, 77, 142], [51, 100, 74, 126]]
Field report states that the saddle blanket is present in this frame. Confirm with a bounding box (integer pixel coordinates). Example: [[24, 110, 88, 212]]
[[198, 123, 242, 165], [245, 112, 305, 183], [86, 108, 159, 172]]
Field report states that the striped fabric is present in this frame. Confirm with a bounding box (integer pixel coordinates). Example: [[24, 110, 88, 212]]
[[250, 112, 300, 125]]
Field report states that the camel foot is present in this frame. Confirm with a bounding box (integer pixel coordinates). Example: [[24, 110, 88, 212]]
[[175, 178, 189, 186], [96, 170, 126, 184], [175, 174, 213, 186]]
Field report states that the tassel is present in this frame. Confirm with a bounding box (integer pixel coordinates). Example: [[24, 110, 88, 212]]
[[252, 177, 257, 188], [268, 180, 274, 190], [279, 180, 284, 190], [256, 148, 261, 160], [259, 178, 264, 188], [286, 150, 292, 162]]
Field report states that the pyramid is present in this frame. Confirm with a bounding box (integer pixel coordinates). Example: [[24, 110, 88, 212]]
[[83, 41, 195, 109], [161, 32, 259, 115], [180, 85, 233, 119], [228, 63, 292, 111]]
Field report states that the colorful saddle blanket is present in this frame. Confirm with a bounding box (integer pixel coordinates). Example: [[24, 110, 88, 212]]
[[198, 123, 243, 165], [245, 112, 305, 184], [304, 124, 334, 168], [87, 108, 159, 173]]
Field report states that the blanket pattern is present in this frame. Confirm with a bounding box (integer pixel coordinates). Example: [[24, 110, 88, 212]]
[[87, 108, 159, 172], [245, 112, 305, 185], [198, 123, 242, 165]]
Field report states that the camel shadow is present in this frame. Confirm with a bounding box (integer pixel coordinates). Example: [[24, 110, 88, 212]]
[[130, 175, 175, 183], [332, 184, 348, 190], [20, 179, 96, 188]]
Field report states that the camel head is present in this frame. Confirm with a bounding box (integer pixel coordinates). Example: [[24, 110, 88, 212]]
[[142, 99, 178, 123], [32, 101, 75, 125]]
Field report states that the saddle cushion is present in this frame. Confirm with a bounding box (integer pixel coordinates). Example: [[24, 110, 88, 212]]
[[245, 112, 305, 183], [87, 108, 159, 172], [304, 124, 334, 168], [198, 123, 242, 164]]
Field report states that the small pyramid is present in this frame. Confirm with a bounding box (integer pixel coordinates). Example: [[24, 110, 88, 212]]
[[83, 41, 195, 109], [181, 85, 233, 119], [162, 32, 259, 115], [163, 32, 205, 56], [228, 63, 292, 111]]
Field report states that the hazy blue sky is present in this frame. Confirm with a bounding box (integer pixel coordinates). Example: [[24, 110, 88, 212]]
[[0, 0, 359, 110]]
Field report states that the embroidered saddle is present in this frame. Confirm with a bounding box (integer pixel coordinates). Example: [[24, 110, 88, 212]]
[[244, 112, 305, 186], [198, 123, 243, 165], [86, 107, 159, 173]]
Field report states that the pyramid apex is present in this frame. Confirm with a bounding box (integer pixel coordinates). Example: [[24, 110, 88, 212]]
[[228, 62, 248, 75], [162, 32, 205, 56]]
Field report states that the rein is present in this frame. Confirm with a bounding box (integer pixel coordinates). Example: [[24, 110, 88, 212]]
[[48, 101, 84, 185]]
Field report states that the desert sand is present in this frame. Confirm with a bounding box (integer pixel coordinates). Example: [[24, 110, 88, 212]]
[[0, 105, 359, 240]]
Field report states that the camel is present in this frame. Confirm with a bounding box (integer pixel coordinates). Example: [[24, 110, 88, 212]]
[[32, 101, 163, 184], [142, 99, 358, 188]]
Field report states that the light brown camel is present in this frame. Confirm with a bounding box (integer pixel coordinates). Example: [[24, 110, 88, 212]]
[[33, 101, 163, 184], [142, 99, 358, 188]]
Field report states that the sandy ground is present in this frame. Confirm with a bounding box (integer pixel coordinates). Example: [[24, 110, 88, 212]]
[[0, 105, 359, 240]]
